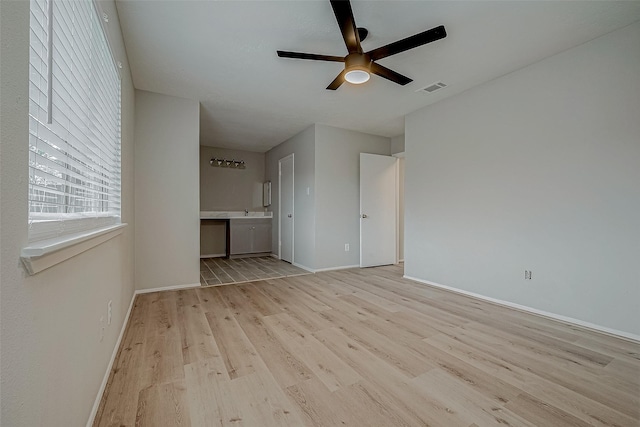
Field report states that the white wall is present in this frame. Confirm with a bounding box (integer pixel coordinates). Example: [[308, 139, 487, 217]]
[[266, 124, 392, 271], [0, 0, 136, 424], [405, 23, 640, 337], [314, 124, 391, 270], [134, 90, 200, 290], [200, 146, 265, 212], [391, 134, 405, 155], [265, 125, 316, 270]]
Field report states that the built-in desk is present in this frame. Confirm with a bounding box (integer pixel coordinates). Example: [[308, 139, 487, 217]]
[[200, 212, 272, 258]]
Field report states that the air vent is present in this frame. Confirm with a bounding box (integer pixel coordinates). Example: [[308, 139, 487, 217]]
[[417, 82, 447, 93]]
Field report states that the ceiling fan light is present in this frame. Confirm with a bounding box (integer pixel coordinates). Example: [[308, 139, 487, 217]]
[[345, 69, 370, 84]]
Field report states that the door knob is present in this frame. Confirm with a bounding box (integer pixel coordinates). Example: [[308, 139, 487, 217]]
[[287, 214, 292, 218], [361, 214, 368, 218]]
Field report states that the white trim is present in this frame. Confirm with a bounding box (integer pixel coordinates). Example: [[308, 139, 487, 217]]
[[23, 223, 126, 257], [21, 224, 127, 275], [314, 264, 360, 273], [86, 291, 136, 427], [278, 154, 294, 263], [135, 282, 201, 295], [292, 262, 315, 273], [291, 263, 360, 273], [200, 253, 226, 259], [359, 153, 363, 268], [404, 275, 640, 343], [359, 153, 398, 268], [395, 157, 400, 265]]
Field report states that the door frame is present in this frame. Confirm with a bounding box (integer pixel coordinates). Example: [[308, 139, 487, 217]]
[[392, 152, 405, 264], [359, 153, 398, 268], [278, 153, 294, 262]]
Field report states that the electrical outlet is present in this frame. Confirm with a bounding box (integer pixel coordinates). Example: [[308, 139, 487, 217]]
[[345, 243, 349, 251], [108, 300, 112, 325], [524, 270, 532, 280], [100, 316, 105, 342]]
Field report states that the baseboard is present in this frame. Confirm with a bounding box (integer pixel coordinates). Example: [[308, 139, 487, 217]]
[[230, 252, 271, 259], [290, 263, 360, 273], [292, 262, 315, 273], [200, 253, 225, 258], [134, 282, 201, 294], [86, 291, 137, 427], [314, 264, 360, 273], [404, 275, 640, 343]]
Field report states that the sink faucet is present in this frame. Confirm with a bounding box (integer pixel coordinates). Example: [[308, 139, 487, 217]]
[[244, 209, 249, 216]]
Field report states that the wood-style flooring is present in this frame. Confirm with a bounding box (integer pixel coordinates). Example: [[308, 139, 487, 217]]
[[94, 265, 640, 426], [200, 256, 309, 286]]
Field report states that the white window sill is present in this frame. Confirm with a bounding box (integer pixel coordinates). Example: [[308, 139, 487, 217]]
[[21, 223, 127, 275]]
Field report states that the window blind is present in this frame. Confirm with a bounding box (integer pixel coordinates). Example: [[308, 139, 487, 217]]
[[28, 0, 121, 243]]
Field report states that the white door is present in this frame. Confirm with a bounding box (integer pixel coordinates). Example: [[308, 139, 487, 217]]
[[279, 154, 294, 263], [360, 153, 397, 267]]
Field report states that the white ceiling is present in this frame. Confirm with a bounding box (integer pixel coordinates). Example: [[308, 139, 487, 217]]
[[115, 1, 640, 152]]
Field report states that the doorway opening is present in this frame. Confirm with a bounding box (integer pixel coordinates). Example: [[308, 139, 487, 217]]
[[359, 153, 397, 267], [279, 154, 294, 263]]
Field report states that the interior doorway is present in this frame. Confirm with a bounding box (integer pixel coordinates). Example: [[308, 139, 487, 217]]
[[395, 154, 405, 262], [279, 154, 294, 263], [360, 153, 397, 267]]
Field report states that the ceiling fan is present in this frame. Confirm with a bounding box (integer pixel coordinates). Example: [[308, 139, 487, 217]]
[[277, 0, 447, 90]]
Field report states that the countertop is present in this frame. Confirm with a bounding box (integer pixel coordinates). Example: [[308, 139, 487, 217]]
[[200, 211, 273, 220]]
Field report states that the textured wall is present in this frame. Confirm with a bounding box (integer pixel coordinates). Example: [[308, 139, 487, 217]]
[[134, 90, 200, 290], [0, 0, 136, 424], [265, 125, 316, 270], [405, 23, 640, 337], [314, 124, 391, 270], [200, 146, 266, 212]]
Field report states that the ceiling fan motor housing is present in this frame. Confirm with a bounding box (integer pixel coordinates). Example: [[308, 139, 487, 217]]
[[345, 53, 371, 73]]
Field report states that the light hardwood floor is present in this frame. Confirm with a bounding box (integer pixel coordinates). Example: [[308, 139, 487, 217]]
[[94, 265, 640, 426]]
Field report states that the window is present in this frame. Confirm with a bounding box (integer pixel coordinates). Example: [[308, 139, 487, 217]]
[[28, 0, 121, 243]]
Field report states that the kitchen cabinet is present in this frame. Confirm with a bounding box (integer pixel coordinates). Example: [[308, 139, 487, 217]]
[[230, 218, 272, 255]]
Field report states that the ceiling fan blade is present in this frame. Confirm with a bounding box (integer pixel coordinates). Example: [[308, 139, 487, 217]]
[[367, 25, 447, 61], [370, 62, 412, 86], [326, 70, 346, 90], [277, 51, 345, 62], [330, 0, 362, 54]]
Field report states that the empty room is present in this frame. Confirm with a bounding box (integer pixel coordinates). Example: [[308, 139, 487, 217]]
[[1, 0, 639, 426]]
